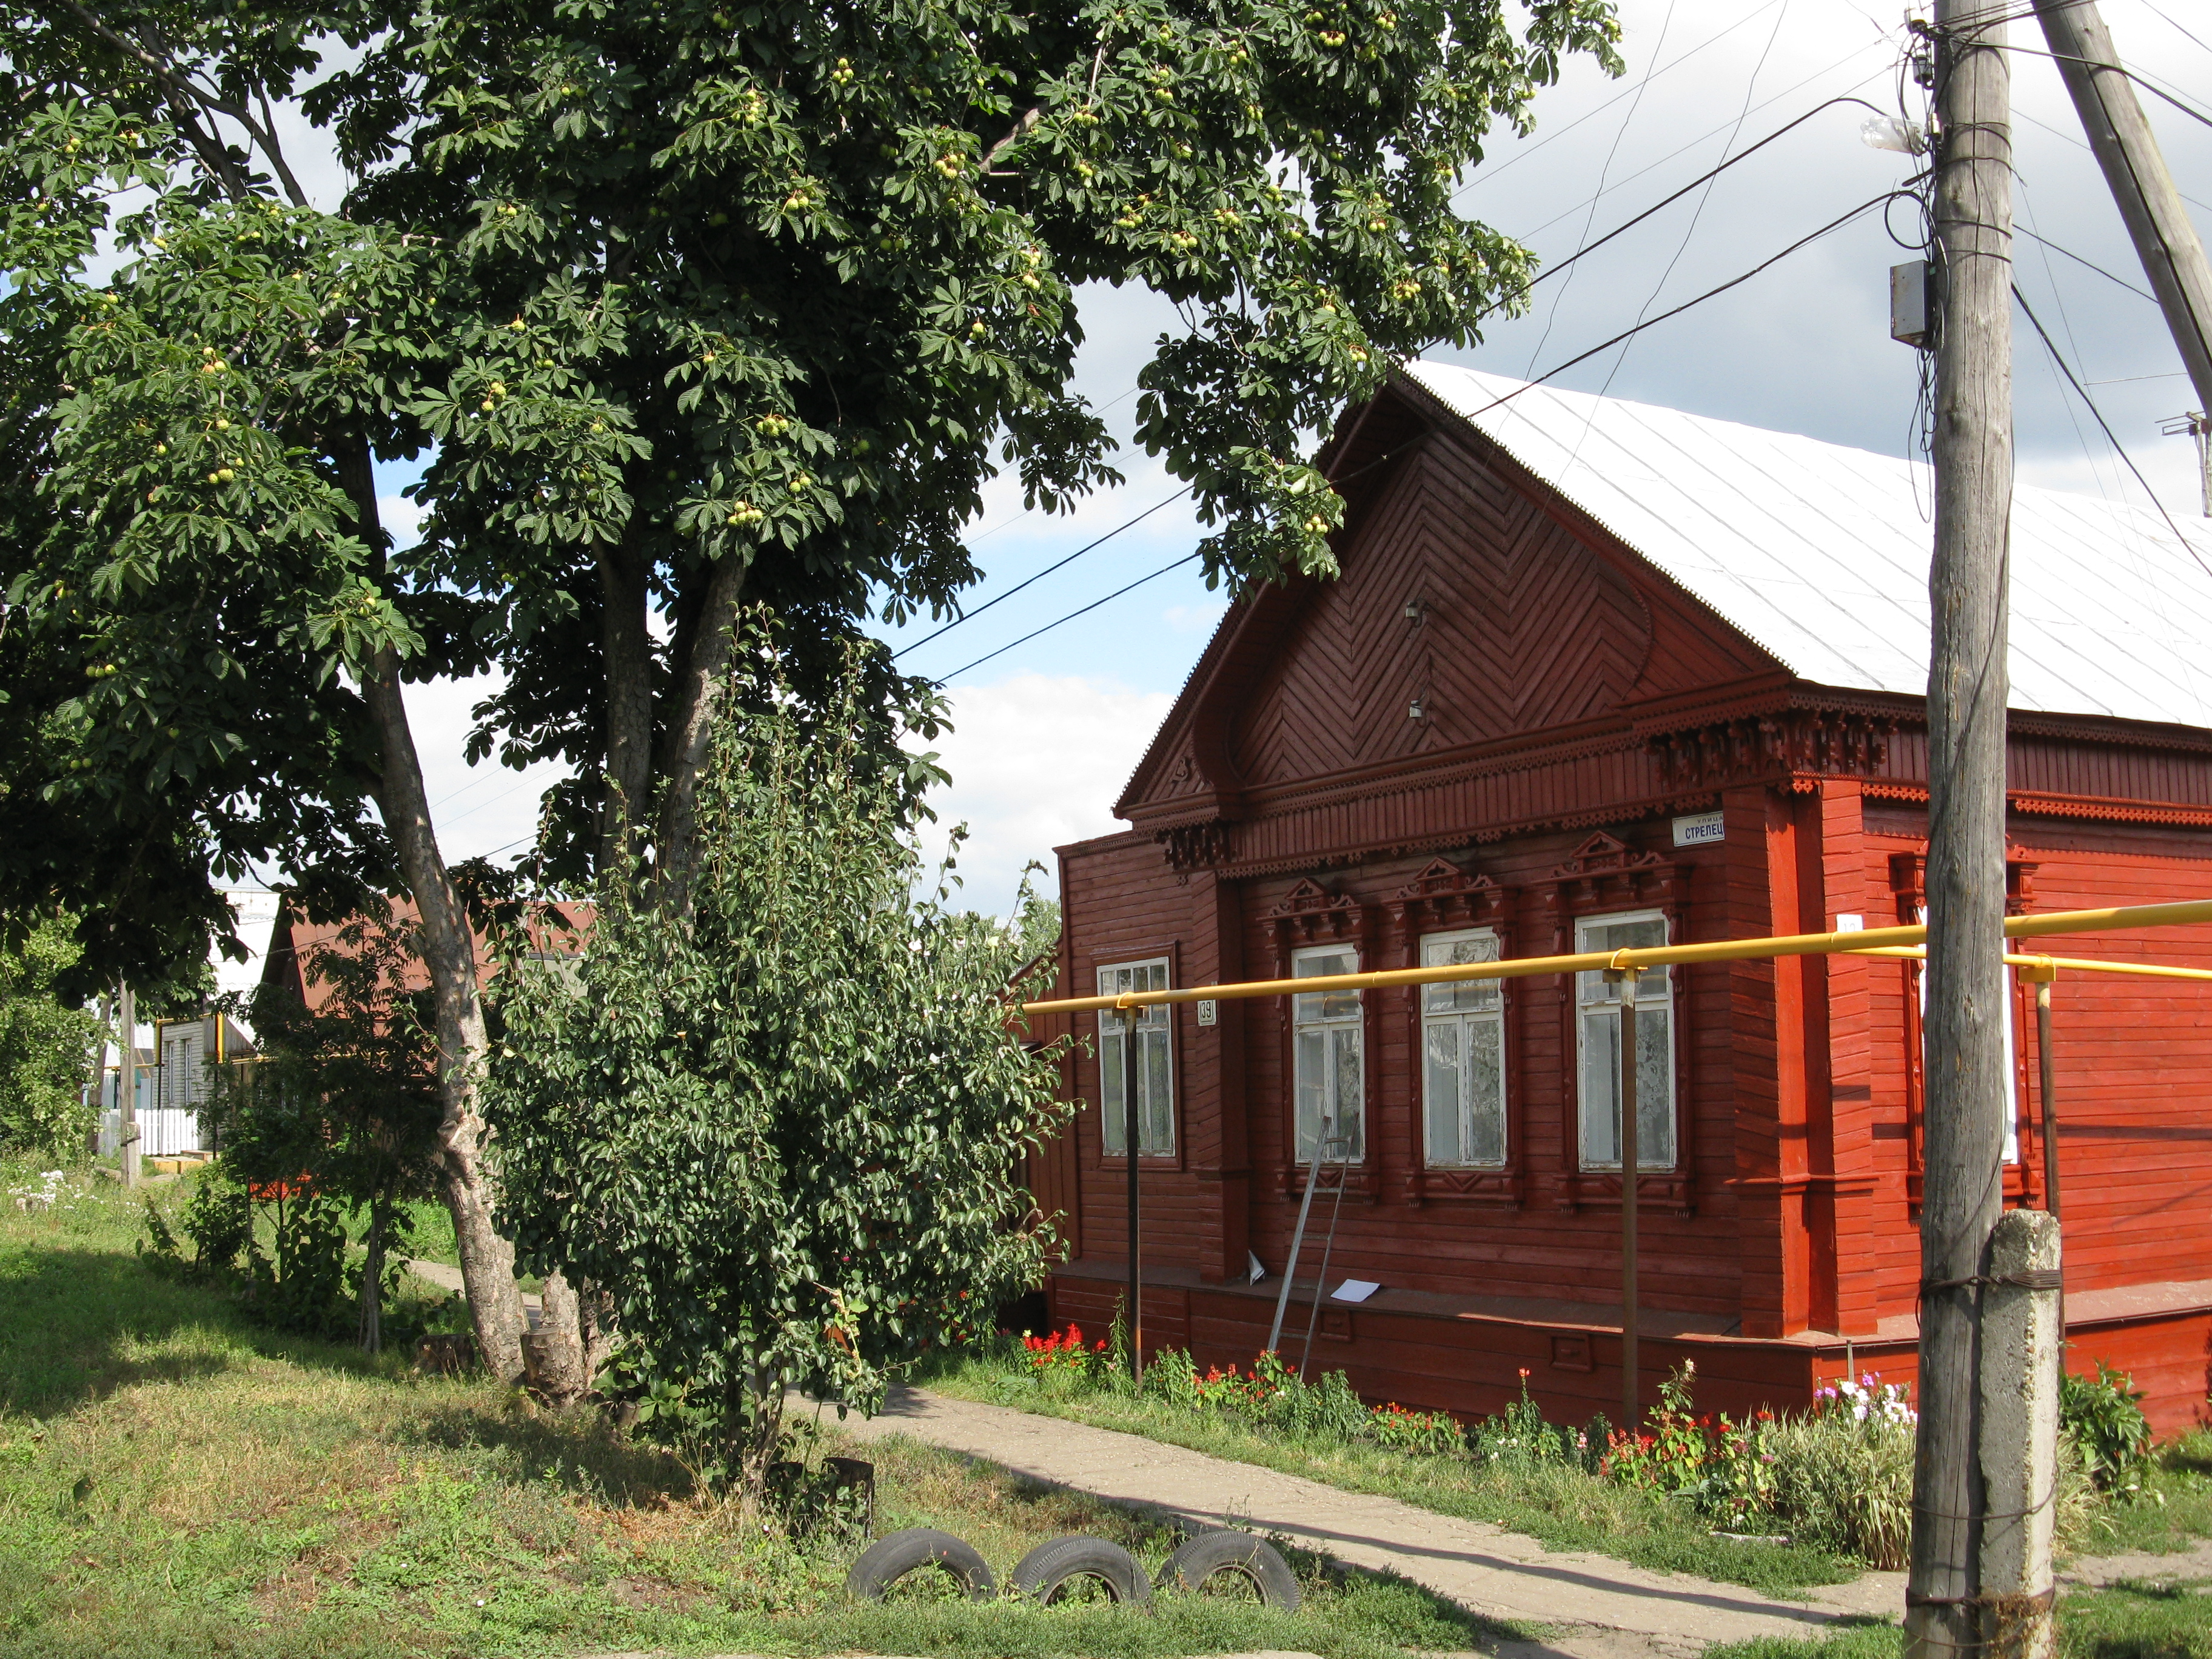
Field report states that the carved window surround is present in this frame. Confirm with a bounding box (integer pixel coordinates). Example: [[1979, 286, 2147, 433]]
[[1382, 859, 1524, 1209], [1264, 879, 1381, 1201], [1540, 832, 1695, 1215]]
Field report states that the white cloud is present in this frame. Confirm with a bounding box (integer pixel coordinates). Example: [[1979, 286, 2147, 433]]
[[913, 672, 1175, 916], [399, 672, 570, 866]]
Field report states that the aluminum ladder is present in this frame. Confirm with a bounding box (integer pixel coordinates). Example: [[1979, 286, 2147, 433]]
[[1264, 1113, 1355, 1381]]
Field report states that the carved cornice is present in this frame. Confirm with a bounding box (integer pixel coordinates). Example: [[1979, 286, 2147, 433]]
[[1647, 710, 1892, 794], [1155, 818, 1235, 870], [2011, 791, 2212, 828]]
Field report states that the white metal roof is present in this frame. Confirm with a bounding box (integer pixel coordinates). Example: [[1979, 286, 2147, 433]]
[[1406, 360, 2212, 731]]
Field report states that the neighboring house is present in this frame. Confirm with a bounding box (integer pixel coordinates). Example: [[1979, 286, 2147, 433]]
[[260, 899, 590, 1012], [98, 889, 281, 1159], [1027, 363, 2212, 1434]]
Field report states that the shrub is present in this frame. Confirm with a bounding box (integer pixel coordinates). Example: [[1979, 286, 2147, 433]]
[[1470, 1369, 1607, 1472], [2060, 1361, 2153, 1493], [1369, 1401, 1463, 1456], [1763, 1378, 1917, 1569], [0, 917, 100, 1161], [1024, 1323, 1105, 1386]]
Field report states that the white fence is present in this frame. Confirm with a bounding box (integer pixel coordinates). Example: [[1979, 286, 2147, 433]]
[[98, 1106, 204, 1158]]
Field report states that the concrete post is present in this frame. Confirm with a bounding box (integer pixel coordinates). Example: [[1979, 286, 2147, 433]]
[[1979, 1207, 2062, 1659]]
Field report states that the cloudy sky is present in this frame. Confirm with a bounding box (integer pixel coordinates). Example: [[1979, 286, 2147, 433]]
[[369, 2, 2212, 914]]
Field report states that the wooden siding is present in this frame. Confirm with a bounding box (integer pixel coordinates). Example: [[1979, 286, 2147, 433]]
[[1040, 380, 2212, 1437]]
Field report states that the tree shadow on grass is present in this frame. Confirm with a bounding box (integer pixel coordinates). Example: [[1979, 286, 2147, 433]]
[[398, 1398, 702, 1507], [0, 1244, 395, 1420]]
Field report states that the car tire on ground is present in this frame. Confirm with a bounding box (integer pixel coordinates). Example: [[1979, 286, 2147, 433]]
[[1010, 1535, 1154, 1606], [845, 1527, 996, 1601], [1156, 1530, 1301, 1610]]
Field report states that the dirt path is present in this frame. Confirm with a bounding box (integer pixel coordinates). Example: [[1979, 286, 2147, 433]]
[[817, 1386, 1902, 1659]]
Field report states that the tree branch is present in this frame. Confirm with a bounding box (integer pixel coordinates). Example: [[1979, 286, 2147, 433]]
[[985, 106, 1039, 169], [50, 0, 306, 206]]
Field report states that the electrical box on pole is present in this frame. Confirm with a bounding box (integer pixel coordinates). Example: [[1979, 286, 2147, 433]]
[[1891, 260, 1937, 348]]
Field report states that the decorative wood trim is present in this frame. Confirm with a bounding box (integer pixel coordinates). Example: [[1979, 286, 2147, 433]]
[[1382, 859, 1526, 1209], [2010, 791, 2212, 828], [1539, 831, 1696, 1216], [1263, 879, 1377, 1195], [1647, 711, 1892, 793]]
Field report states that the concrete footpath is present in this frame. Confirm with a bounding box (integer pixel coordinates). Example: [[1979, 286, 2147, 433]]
[[820, 1386, 1901, 1659]]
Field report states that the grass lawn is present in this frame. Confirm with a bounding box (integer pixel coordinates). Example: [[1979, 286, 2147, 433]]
[[0, 1169, 1517, 1659], [1706, 1574, 2212, 1659]]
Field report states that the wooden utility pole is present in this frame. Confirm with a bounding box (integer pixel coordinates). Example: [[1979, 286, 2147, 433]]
[[1908, 5, 2016, 1657], [116, 982, 140, 1188], [2033, 1, 2212, 419]]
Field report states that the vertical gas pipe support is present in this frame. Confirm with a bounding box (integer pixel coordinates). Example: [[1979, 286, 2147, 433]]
[[2023, 956, 2064, 1341], [1122, 999, 1143, 1387], [1610, 965, 1641, 1429]]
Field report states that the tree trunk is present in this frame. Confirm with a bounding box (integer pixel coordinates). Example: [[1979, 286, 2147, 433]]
[[336, 441, 528, 1383], [597, 538, 655, 874], [359, 1198, 387, 1355], [735, 1365, 788, 1507], [651, 552, 749, 915], [530, 1269, 595, 1404]]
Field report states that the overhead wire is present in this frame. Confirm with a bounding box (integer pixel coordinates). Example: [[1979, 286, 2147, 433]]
[[2013, 106, 2212, 216], [1591, 0, 1795, 405], [1522, 0, 1678, 376], [936, 549, 1207, 683], [905, 81, 1928, 668], [1449, 0, 1792, 202], [2139, 1, 2211, 58], [891, 483, 1195, 660], [928, 184, 1915, 687], [2014, 224, 2156, 301], [2012, 283, 2212, 579]]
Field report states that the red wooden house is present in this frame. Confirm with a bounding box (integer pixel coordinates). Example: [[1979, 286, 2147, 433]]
[[1025, 363, 2212, 1435]]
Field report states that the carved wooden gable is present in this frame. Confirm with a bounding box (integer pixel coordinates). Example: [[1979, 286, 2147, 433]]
[[1227, 446, 1681, 789]]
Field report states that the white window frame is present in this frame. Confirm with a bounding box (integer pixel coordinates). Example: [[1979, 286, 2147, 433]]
[[1420, 927, 1508, 1168], [1096, 958, 1175, 1158], [1575, 910, 1677, 1172], [1292, 942, 1366, 1165]]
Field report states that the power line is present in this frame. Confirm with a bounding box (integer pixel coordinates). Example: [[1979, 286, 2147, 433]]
[[1513, 53, 1891, 249], [2016, 224, 2156, 301], [936, 550, 1207, 683], [932, 187, 1908, 686], [1519, 95, 1887, 304], [1450, 0, 1794, 202], [903, 92, 1889, 668], [893, 484, 1195, 660], [1468, 185, 1918, 421], [2014, 105, 2212, 217], [2140, 1, 2211, 57], [2013, 282, 2211, 578]]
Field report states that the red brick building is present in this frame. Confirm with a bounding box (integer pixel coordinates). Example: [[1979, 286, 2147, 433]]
[[1025, 364, 2212, 1434]]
